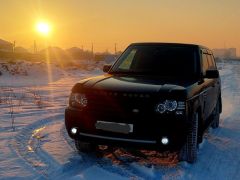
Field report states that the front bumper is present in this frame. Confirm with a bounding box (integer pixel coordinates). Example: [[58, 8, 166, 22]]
[[65, 107, 189, 151]]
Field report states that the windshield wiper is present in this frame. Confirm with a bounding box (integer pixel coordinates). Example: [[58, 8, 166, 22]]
[[110, 70, 141, 75]]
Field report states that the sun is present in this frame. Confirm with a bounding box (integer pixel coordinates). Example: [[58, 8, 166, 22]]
[[36, 22, 51, 35]]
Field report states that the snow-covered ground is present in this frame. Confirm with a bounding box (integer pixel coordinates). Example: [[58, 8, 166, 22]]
[[0, 60, 240, 180], [0, 60, 103, 86]]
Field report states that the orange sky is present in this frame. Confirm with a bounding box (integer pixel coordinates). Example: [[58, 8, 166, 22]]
[[1, 0, 239, 55]]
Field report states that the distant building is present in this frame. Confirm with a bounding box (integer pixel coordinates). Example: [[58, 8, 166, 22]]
[[212, 48, 237, 59], [14, 46, 29, 53], [0, 39, 13, 52]]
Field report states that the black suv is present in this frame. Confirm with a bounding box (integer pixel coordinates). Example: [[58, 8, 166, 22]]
[[65, 43, 222, 163]]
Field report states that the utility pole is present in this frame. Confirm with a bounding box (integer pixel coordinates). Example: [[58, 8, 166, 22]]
[[114, 43, 117, 55], [12, 41, 15, 52], [91, 43, 94, 60], [34, 40, 37, 54]]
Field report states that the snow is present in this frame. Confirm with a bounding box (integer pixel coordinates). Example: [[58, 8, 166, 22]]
[[0, 60, 103, 87], [0, 60, 240, 179]]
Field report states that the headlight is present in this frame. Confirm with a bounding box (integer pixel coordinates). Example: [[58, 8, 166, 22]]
[[165, 100, 177, 111], [156, 100, 182, 113], [156, 103, 166, 114], [70, 93, 88, 108]]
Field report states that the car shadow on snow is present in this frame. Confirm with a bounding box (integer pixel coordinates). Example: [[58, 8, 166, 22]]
[[60, 143, 184, 179], [96, 146, 179, 167]]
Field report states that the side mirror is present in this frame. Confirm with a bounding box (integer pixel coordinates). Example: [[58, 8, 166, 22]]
[[205, 69, 219, 78], [103, 64, 112, 73]]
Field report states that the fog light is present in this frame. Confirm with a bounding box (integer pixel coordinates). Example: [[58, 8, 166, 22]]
[[161, 137, 169, 145], [71, 127, 77, 134]]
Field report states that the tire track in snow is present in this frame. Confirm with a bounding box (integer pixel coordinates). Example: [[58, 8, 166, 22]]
[[9, 113, 142, 179], [9, 114, 63, 179]]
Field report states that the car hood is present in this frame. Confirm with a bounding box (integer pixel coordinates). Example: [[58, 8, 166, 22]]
[[73, 75, 199, 99]]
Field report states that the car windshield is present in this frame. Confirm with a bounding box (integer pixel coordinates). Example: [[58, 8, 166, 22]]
[[111, 45, 198, 78]]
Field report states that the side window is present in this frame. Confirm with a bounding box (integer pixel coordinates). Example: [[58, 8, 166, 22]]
[[118, 49, 137, 70], [210, 55, 216, 68], [202, 53, 209, 75], [207, 55, 214, 69]]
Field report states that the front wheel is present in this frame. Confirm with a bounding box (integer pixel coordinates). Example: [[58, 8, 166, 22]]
[[75, 140, 97, 153], [179, 112, 199, 163]]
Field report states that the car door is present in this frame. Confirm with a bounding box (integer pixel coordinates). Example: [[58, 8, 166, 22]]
[[201, 50, 215, 121], [207, 53, 220, 110]]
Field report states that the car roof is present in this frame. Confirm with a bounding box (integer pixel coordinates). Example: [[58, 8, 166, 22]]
[[130, 42, 210, 50]]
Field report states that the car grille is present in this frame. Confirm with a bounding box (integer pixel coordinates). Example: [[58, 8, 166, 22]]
[[85, 90, 156, 121]]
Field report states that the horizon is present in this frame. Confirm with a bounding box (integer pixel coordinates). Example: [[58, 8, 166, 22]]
[[1, 37, 239, 56], [1, 0, 240, 55]]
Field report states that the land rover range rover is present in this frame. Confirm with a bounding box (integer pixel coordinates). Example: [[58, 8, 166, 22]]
[[65, 43, 222, 163]]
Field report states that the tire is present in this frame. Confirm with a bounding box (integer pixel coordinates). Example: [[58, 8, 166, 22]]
[[179, 112, 199, 163], [75, 140, 97, 153], [211, 99, 220, 129]]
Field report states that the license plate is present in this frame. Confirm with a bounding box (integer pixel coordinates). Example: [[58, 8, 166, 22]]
[[95, 121, 133, 134]]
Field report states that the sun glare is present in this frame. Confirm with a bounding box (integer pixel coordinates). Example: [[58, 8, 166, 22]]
[[36, 22, 51, 35]]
